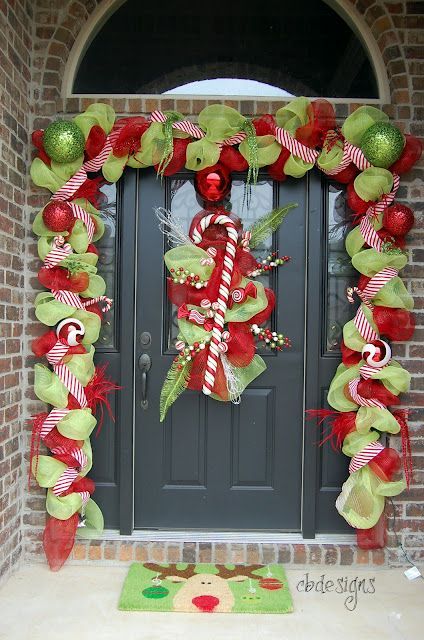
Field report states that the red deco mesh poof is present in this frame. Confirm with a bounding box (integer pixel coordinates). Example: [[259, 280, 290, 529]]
[[357, 378, 401, 406], [43, 513, 79, 572], [189, 209, 243, 243], [53, 449, 83, 469], [44, 427, 83, 453], [31, 331, 86, 358], [341, 340, 362, 366], [331, 163, 359, 184], [267, 147, 291, 182], [67, 476, 95, 496], [347, 182, 373, 216], [374, 229, 406, 250], [85, 125, 107, 160], [112, 117, 149, 157], [154, 138, 190, 176], [38, 266, 89, 293], [373, 306, 415, 341], [369, 447, 401, 481], [252, 114, 276, 136], [226, 322, 255, 368], [187, 349, 229, 401], [296, 99, 336, 148], [219, 145, 249, 172], [32, 129, 51, 166], [73, 176, 107, 208], [390, 134, 423, 175]]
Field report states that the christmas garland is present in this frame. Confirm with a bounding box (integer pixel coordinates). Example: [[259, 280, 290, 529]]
[[29, 98, 422, 569]]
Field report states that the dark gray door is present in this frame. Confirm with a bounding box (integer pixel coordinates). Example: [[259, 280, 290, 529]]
[[91, 169, 351, 534], [132, 170, 306, 530]]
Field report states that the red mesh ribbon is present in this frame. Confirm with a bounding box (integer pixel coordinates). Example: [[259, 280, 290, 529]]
[[356, 378, 401, 407], [38, 266, 90, 293], [373, 306, 415, 342], [112, 117, 149, 157], [296, 99, 336, 148], [43, 513, 79, 572], [226, 322, 255, 368], [393, 409, 413, 488]]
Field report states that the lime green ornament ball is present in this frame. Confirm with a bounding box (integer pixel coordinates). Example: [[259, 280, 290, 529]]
[[43, 120, 85, 163], [360, 122, 404, 169]]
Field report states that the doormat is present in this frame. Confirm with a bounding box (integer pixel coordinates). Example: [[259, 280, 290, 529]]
[[118, 563, 293, 614]]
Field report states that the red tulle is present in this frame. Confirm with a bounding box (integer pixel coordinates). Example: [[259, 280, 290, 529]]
[[38, 266, 89, 293], [331, 163, 359, 184], [226, 322, 256, 368], [356, 379, 400, 406], [267, 147, 291, 182], [306, 409, 357, 450], [219, 145, 249, 172], [73, 176, 107, 208], [252, 114, 276, 136], [390, 134, 423, 175], [341, 340, 362, 366], [43, 513, 79, 571], [248, 288, 275, 326], [347, 182, 373, 215], [154, 137, 190, 176], [296, 99, 336, 148], [112, 117, 149, 157], [373, 306, 415, 341], [393, 409, 413, 488], [85, 125, 107, 160]]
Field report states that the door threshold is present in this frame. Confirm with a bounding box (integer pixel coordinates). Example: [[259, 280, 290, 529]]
[[100, 529, 355, 544]]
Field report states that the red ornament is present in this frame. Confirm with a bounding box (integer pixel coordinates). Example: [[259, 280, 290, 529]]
[[259, 577, 283, 591], [42, 201, 74, 232], [194, 164, 232, 202], [383, 203, 414, 237]]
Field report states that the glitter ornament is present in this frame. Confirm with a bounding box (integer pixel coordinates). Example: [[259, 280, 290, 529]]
[[43, 120, 85, 163], [360, 122, 404, 169], [42, 201, 74, 231], [383, 203, 414, 237]]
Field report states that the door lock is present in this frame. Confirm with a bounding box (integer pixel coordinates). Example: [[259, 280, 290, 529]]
[[140, 331, 152, 347]]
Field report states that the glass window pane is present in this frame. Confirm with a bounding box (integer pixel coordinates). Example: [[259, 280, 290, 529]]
[[95, 183, 118, 350], [325, 183, 356, 353]]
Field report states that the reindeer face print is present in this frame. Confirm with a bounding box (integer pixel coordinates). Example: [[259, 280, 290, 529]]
[[143, 563, 264, 613]]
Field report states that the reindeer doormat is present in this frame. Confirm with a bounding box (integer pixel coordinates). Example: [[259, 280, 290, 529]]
[[118, 563, 293, 614]]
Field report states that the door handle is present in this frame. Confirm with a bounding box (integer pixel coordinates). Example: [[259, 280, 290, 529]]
[[138, 353, 152, 409]]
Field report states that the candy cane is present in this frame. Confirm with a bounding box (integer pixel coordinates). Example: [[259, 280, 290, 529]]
[[190, 213, 238, 395]]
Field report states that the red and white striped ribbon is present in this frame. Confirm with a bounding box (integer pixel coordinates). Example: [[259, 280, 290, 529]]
[[44, 236, 73, 269], [52, 129, 120, 203], [222, 132, 247, 146], [360, 214, 383, 252], [274, 126, 319, 164], [69, 202, 95, 243], [52, 448, 88, 496], [46, 340, 69, 365], [349, 440, 385, 474], [51, 289, 113, 313], [150, 110, 205, 139], [54, 363, 88, 408], [347, 267, 398, 342], [40, 408, 70, 439], [191, 213, 238, 395], [348, 377, 386, 409], [366, 174, 400, 218], [359, 363, 385, 380], [79, 491, 90, 507], [344, 141, 372, 171]]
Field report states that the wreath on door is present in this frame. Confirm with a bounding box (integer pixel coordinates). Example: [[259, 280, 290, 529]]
[[29, 98, 421, 569]]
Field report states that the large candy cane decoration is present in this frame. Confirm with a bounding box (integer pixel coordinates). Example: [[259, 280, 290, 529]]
[[190, 213, 238, 395]]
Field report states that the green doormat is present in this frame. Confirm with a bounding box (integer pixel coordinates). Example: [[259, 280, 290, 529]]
[[119, 563, 293, 614]]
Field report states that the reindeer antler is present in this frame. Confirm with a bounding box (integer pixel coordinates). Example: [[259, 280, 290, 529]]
[[144, 563, 198, 580], [215, 564, 263, 580]]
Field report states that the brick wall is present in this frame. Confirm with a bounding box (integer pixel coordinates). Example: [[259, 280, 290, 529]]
[[0, 0, 33, 583], [1, 0, 421, 572]]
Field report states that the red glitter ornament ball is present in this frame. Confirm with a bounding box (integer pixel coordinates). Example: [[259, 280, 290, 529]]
[[194, 163, 232, 203], [42, 201, 74, 232], [382, 203, 414, 237]]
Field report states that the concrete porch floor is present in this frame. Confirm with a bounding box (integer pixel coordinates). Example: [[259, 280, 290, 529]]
[[0, 564, 422, 640]]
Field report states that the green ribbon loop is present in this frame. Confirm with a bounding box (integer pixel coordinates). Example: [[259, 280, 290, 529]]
[[157, 112, 181, 177], [242, 118, 259, 188]]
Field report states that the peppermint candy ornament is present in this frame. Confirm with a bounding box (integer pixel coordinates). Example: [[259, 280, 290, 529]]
[[361, 340, 392, 368], [56, 318, 85, 346]]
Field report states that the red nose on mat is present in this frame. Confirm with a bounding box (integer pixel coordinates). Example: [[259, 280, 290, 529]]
[[192, 595, 220, 612]]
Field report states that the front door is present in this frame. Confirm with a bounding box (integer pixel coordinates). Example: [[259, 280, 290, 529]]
[[92, 169, 351, 534]]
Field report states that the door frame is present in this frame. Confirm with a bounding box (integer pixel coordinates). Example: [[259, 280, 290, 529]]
[[115, 167, 341, 537]]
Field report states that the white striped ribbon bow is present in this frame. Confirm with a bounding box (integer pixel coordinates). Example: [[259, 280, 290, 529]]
[[44, 236, 73, 269], [347, 267, 398, 343], [51, 288, 113, 313], [274, 126, 319, 164], [52, 447, 88, 496], [349, 440, 385, 474], [45, 340, 88, 409], [150, 111, 205, 139]]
